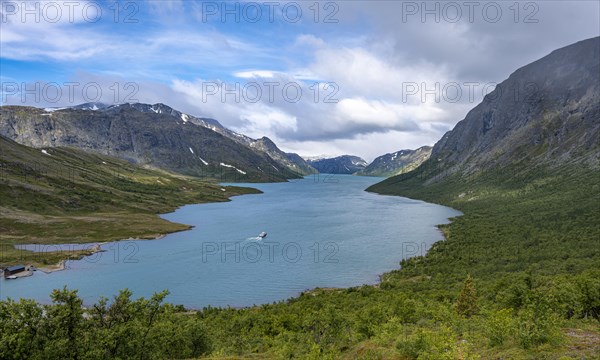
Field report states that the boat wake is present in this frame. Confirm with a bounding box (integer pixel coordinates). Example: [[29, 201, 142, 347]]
[[244, 236, 263, 242]]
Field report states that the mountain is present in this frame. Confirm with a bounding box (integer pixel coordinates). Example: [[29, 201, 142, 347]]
[[69, 102, 111, 111], [369, 36, 600, 193], [357, 146, 432, 177], [108, 102, 228, 132], [0, 105, 300, 182], [363, 38, 599, 360], [73, 103, 315, 176], [308, 155, 368, 174], [107, 103, 316, 175], [250, 137, 317, 175], [424, 37, 600, 179]]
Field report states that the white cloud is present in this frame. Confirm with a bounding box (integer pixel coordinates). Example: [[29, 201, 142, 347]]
[[234, 106, 299, 137], [233, 70, 277, 79]]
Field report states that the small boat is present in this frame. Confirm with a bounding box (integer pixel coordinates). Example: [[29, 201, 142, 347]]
[[258, 232, 267, 239], [6, 275, 17, 280]]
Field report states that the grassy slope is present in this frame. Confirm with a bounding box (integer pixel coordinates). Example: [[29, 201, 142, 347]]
[[0, 136, 260, 267]]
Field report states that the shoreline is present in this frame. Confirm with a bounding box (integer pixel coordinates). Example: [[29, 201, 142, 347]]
[[10, 233, 179, 276], [37, 260, 67, 273], [5, 182, 260, 274], [23, 233, 173, 275], [0, 179, 260, 274], [7, 181, 461, 313], [36, 243, 106, 273]]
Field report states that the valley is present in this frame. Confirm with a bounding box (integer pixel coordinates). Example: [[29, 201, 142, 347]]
[[0, 3, 598, 358]]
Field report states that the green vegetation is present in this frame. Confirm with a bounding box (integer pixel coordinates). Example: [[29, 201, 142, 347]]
[[0, 287, 211, 359], [2, 153, 598, 358], [455, 274, 479, 318], [0, 136, 260, 267]]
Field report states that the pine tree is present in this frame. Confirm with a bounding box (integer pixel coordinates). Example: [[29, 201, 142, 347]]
[[456, 274, 479, 318]]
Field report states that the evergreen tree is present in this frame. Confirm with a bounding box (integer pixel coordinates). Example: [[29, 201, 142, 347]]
[[456, 274, 479, 318]]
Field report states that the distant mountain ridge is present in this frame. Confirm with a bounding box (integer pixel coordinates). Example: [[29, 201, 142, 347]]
[[107, 103, 316, 175], [0, 105, 288, 182], [357, 146, 432, 177], [308, 155, 368, 174], [0, 102, 316, 181]]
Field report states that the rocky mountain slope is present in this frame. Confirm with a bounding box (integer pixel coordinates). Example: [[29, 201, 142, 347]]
[[104, 103, 316, 175], [428, 37, 599, 180], [370, 36, 600, 192], [0, 106, 293, 182], [308, 155, 368, 174], [0, 104, 311, 182], [357, 146, 432, 177], [250, 137, 316, 175]]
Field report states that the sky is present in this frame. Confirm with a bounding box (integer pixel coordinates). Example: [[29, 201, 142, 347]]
[[1, 0, 599, 161]]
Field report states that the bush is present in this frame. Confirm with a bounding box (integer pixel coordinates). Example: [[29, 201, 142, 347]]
[[484, 308, 514, 347], [517, 303, 562, 349]]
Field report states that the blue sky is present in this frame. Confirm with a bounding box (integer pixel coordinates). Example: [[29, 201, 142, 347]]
[[1, 0, 599, 160]]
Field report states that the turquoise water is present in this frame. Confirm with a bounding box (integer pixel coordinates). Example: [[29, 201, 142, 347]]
[[0, 175, 461, 308]]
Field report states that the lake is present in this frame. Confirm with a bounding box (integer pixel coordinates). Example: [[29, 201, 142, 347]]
[[0, 175, 461, 308]]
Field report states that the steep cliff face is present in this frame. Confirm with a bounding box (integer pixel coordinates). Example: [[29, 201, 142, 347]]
[[357, 146, 432, 177], [369, 37, 600, 194], [308, 155, 368, 174], [0, 106, 297, 182], [429, 37, 599, 180]]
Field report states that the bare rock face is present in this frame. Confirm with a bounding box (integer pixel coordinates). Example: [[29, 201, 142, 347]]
[[0, 102, 317, 181], [429, 37, 600, 180]]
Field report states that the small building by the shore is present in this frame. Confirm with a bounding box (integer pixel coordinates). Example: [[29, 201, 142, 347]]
[[4, 265, 27, 278]]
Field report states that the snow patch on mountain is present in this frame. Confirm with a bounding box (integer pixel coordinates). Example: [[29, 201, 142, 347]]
[[220, 163, 246, 174], [44, 108, 66, 113]]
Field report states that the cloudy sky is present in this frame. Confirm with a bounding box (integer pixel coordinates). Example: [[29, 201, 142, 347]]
[[1, 1, 598, 161]]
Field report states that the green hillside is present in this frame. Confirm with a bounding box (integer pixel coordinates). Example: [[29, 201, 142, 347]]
[[0, 135, 260, 267]]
